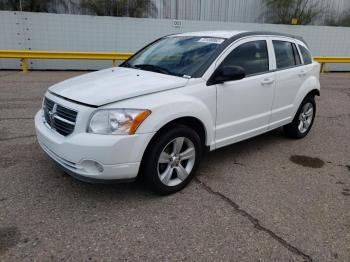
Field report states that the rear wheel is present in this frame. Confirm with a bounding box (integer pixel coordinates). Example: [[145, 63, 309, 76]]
[[143, 125, 202, 195], [284, 96, 316, 139]]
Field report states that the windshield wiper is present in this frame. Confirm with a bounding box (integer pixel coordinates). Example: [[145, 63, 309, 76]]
[[120, 61, 134, 68], [134, 64, 183, 77], [134, 64, 170, 74]]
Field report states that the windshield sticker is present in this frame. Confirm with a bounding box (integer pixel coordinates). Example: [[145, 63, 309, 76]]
[[197, 38, 225, 44]]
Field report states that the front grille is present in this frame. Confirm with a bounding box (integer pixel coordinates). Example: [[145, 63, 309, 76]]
[[43, 97, 78, 136]]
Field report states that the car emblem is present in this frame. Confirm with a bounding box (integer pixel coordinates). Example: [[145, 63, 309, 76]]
[[48, 103, 57, 125]]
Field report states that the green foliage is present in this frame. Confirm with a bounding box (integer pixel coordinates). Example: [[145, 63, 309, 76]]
[[264, 0, 322, 25], [0, 0, 156, 17], [326, 10, 350, 27], [0, 0, 19, 10], [81, 0, 157, 18], [0, 0, 68, 13], [340, 14, 350, 27]]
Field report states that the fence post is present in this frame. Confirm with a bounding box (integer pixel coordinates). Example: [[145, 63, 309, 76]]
[[320, 62, 325, 74], [112, 59, 116, 67], [21, 58, 28, 73]]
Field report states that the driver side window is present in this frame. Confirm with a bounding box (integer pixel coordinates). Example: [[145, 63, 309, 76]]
[[220, 40, 269, 76]]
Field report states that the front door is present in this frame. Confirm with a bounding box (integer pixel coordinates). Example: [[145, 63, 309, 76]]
[[215, 38, 275, 148]]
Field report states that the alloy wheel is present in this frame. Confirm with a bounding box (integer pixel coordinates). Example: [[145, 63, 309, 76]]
[[298, 102, 314, 133], [157, 137, 196, 187]]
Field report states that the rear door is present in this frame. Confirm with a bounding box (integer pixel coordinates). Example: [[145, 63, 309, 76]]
[[269, 38, 305, 129]]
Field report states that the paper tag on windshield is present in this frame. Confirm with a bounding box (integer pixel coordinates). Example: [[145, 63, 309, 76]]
[[197, 38, 225, 44]]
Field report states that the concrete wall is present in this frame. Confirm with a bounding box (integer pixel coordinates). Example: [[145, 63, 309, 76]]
[[0, 10, 349, 71]]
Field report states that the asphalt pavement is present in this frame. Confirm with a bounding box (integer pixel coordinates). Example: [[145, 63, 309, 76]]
[[0, 71, 349, 261]]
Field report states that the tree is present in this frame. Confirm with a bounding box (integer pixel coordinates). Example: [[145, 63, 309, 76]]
[[326, 9, 350, 27], [81, 0, 157, 18], [339, 13, 350, 27], [0, 0, 20, 10], [264, 0, 322, 25], [0, 0, 69, 13]]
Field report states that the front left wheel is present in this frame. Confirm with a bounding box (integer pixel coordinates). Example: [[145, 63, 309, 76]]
[[142, 125, 202, 195]]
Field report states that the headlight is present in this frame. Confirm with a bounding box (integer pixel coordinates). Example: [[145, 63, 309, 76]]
[[88, 109, 151, 135]]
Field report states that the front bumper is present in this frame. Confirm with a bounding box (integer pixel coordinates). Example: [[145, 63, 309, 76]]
[[35, 110, 155, 181]]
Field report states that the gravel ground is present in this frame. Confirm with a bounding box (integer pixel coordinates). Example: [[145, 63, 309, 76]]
[[0, 71, 349, 261]]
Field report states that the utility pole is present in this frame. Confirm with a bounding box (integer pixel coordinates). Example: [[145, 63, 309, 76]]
[[175, 0, 178, 19]]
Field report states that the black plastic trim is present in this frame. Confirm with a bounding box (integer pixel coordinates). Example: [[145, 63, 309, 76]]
[[207, 70, 275, 86], [273, 64, 305, 72]]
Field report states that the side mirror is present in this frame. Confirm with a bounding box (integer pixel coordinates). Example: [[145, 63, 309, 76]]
[[208, 66, 246, 85]]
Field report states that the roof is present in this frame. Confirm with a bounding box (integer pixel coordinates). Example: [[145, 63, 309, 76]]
[[172, 30, 246, 39], [171, 30, 306, 44]]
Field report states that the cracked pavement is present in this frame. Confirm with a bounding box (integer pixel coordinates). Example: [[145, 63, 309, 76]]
[[0, 71, 349, 261]]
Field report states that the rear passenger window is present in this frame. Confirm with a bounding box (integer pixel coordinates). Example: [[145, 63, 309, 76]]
[[221, 40, 269, 76], [273, 40, 299, 69], [299, 45, 312, 64]]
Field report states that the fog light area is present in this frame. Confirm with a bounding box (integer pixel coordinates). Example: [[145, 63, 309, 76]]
[[81, 160, 104, 174]]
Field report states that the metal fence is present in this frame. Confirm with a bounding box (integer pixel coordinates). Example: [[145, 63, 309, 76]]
[[1, 50, 348, 74], [1, 10, 350, 71]]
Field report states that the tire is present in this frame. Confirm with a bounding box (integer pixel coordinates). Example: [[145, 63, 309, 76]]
[[283, 95, 316, 139], [142, 125, 202, 195]]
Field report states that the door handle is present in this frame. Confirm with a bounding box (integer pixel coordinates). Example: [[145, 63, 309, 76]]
[[261, 78, 274, 85], [298, 70, 307, 77]]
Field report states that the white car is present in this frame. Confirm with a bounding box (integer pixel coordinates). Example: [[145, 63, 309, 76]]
[[35, 31, 320, 194]]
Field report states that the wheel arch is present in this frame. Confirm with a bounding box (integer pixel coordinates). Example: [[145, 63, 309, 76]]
[[292, 76, 320, 118], [138, 116, 208, 179], [144, 116, 208, 153], [306, 89, 320, 97]]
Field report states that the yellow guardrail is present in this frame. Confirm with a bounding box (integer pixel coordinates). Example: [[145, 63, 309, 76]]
[[0, 50, 133, 72], [313, 56, 350, 74], [0, 50, 349, 74]]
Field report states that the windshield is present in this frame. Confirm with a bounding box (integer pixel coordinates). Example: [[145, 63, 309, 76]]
[[121, 36, 226, 77]]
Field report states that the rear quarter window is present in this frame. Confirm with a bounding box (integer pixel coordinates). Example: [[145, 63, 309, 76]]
[[298, 45, 313, 65]]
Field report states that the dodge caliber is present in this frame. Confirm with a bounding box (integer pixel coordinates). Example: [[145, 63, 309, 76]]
[[35, 31, 320, 194]]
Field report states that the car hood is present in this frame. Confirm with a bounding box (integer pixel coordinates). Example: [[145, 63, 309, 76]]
[[49, 67, 189, 106]]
